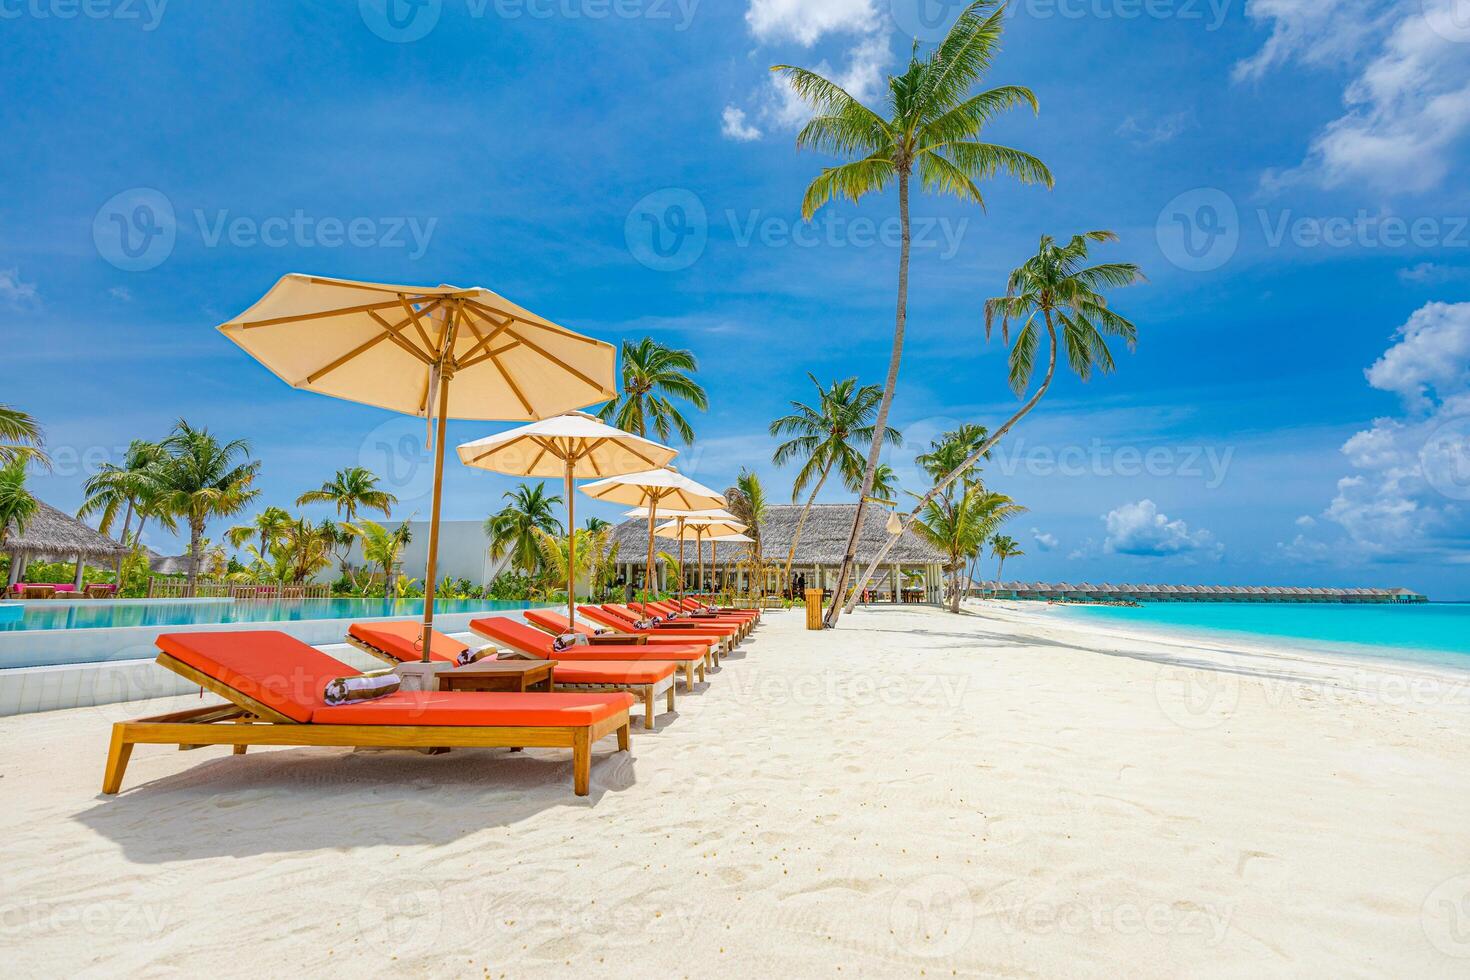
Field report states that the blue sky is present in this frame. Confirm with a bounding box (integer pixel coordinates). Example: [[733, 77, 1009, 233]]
[[3, 0, 1469, 595]]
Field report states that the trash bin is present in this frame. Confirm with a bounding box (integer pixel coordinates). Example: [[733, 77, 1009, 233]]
[[805, 589, 824, 630]]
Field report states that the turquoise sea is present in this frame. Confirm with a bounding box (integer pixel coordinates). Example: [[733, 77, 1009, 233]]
[[1052, 601, 1470, 672]]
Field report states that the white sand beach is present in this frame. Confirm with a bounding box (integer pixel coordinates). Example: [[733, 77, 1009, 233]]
[[4, 604, 1470, 977]]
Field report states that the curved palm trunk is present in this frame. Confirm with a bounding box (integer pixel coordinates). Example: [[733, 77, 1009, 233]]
[[996, 554, 1007, 590], [187, 515, 204, 596], [825, 167, 912, 628], [843, 313, 1061, 615], [783, 464, 833, 585], [112, 499, 134, 583]]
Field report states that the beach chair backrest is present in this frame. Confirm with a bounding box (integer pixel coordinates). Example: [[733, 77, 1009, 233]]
[[347, 622, 467, 664], [471, 617, 556, 658], [523, 610, 592, 637], [156, 631, 357, 724]]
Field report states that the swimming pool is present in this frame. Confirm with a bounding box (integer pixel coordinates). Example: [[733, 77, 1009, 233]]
[[0, 597, 540, 633]]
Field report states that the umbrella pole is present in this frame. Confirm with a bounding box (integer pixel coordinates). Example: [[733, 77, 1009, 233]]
[[644, 496, 658, 618], [697, 529, 705, 597], [419, 379, 450, 663], [677, 517, 686, 605], [565, 456, 576, 630], [712, 539, 718, 600]]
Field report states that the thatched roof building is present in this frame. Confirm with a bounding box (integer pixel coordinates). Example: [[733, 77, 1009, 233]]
[[3, 500, 127, 562], [608, 503, 945, 601]]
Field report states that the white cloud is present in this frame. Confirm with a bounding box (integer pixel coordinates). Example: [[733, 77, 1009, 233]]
[[0, 268, 38, 308], [1115, 111, 1195, 147], [108, 286, 133, 302], [721, 106, 764, 142], [746, 0, 880, 45], [1295, 515, 1317, 528], [1103, 499, 1223, 559], [1364, 301, 1470, 411], [1292, 302, 1470, 558], [764, 32, 891, 130], [1276, 533, 1334, 563], [1032, 529, 1059, 552], [1399, 262, 1470, 285], [1236, 0, 1470, 192]]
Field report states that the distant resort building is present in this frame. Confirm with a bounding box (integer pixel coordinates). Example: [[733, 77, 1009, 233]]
[[608, 503, 947, 603], [3, 499, 126, 590], [979, 582, 1427, 604]]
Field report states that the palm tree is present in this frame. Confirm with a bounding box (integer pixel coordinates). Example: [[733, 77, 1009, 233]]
[[990, 534, 1024, 589], [842, 231, 1142, 613], [0, 460, 38, 551], [344, 519, 412, 595], [770, 374, 901, 581], [297, 467, 397, 522], [485, 483, 563, 577], [0, 405, 48, 468], [226, 505, 293, 557], [916, 424, 990, 498], [142, 421, 261, 593], [78, 440, 168, 583], [775, 0, 1052, 626], [912, 485, 1025, 613], [584, 516, 612, 534], [870, 464, 899, 503], [725, 467, 768, 557], [597, 337, 708, 444]]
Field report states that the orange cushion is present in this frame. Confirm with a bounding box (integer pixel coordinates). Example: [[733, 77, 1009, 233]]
[[348, 621, 470, 664], [310, 690, 634, 727], [553, 661, 675, 685], [157, 631, 356, 723], [598, 605, 737, 636], [545, 647, 705, 665], [470, 617, 556, 657]]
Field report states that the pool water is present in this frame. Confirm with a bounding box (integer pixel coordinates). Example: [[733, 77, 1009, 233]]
[[0, 597, 540, 633], [1054, 601, 1470, 671]]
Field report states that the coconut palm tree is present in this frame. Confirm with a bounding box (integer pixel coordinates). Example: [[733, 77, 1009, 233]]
[[0, 460, 38, 551], [870, 463, 900, 504], [775, 0, 1052, 626], [225, 506, 294, 557], [725, 467, 768, 557], [142, 421, 261, 593], [990, 534, 1024, 587], [842, 231, 1143, 613], [916, 424, 990, 499], [485, 483, 563, 577], [597, 337, 708, 445], [912, 486, 1025, 613], [78, 440, 168, 583], [297, 467, 397, 523], [770, 374, 901, 581], [343, 519, 412, 595], [584, 517, 612, 534], [0, 405, 48, 468]]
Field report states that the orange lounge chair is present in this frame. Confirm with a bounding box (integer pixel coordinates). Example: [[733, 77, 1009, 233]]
[[347, 621, 678, 729], [678, 597, 760, 624], [599, 603, 744, 641], [471, 617, 707, 688], [645, 601, 752, 639], [102, 631, 634, 797], [525, 608, 729, 664], [579, 605, 739, 656]]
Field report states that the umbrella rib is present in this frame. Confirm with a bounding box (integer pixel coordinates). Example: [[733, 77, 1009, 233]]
[[305, 329, 395, 385], [233, 298, 411, 329], [456, 305, 513, 365], [304, 278, 474, 300], [398, 296, 438, 355], [457, 341, 520, 372], [464, 299, 607, 347], [366, 309, 435, 365], [486, 350, 536, 416], [501, 326, 607, 394]]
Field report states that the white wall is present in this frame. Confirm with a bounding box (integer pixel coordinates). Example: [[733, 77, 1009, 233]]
[[336, 520, 509, 587]]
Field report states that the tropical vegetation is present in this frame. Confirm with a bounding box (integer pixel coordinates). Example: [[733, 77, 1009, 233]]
[[597, 337, 708, 445]]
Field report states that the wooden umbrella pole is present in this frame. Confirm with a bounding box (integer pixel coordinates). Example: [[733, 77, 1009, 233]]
[[696, 528, 705, 598], [643, 494, 659, 618], [712, 538, 718, 599], [565, 452, 576, 630], [419, 375, 451, 663], [677, 517, 686, 605]]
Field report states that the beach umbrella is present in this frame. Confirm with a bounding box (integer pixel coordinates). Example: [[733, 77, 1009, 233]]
[[455, 412, 676, 629], [582, 468, 725, 613], [625, 506, 737, 600], [654, 517, 747, 596], [217, 274, 616, 659], [706, 530, 754, 595]]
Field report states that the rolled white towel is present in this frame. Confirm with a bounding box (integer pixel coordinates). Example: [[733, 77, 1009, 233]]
[[324, 668, 401, 706], [551, 632, 589, 652]]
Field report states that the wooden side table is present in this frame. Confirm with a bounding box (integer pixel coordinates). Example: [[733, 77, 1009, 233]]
[[436, 660, 556, 693]]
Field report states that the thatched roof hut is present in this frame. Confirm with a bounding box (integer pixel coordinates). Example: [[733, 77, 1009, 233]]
[[2, 500, 127, 562]]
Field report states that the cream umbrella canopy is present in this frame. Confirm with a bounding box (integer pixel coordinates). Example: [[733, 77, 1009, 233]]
[[706, 530, 755, 596], [582, 468, 726, 613], [455, 412, 677, 629], [218, 274, 617, 659], [624, 506, 737, 601], [654, 518, 747, 596]]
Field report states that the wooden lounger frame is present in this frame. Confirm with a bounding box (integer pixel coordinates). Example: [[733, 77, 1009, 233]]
[[476, 626, 705, 690], [578, 608, 735, 662], [346, 632, 672, 730], [102, 653, 632, 797]]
